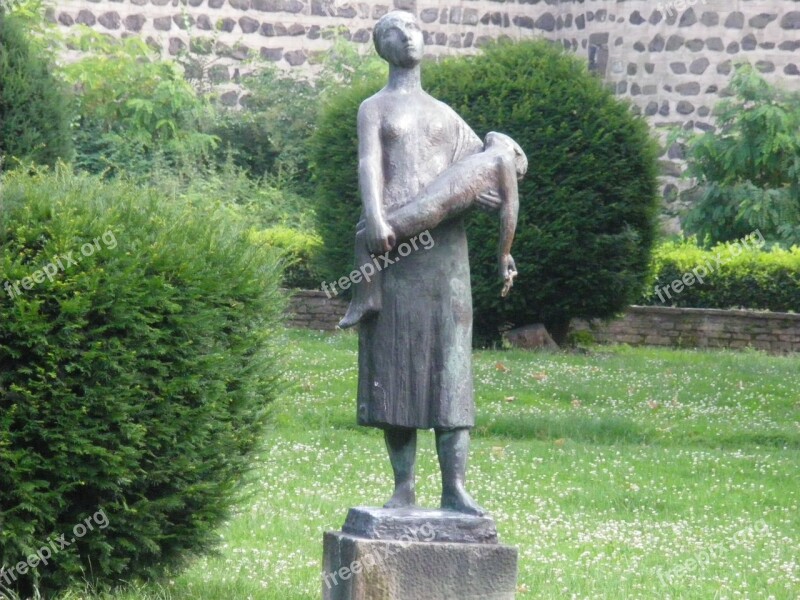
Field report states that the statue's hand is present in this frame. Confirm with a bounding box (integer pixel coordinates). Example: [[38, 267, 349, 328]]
[[476, 190, 502, 212], [367, 217, 396, 255], [499, 254, 517, 297]]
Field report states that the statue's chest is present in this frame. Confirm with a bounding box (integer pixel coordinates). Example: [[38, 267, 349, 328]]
[[380, 110, 450, 152]]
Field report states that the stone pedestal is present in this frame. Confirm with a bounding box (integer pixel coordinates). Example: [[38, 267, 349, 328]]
[[322, 507, 518, 600]]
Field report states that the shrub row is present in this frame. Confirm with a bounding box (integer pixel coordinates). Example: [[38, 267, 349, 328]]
[[641, 237, 800, 312]]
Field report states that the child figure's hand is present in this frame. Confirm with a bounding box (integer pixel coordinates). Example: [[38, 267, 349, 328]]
[[499, 254, 517, 297]]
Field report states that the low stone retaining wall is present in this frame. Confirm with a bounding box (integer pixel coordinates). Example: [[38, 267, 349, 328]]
[[285, 289, 348, 330], [572, 305, 800, 353], [285, 291, 800, 353]]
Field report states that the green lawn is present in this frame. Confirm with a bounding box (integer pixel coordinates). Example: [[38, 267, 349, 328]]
[[67, 329, 799, 599]]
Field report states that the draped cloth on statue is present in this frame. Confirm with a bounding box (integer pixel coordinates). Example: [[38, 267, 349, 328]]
[[357, 104, 482, 430]]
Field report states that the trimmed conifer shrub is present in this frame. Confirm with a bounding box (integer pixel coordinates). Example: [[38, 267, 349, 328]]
[[0, 12, 73, 167], [311, 40, 660, 344], [0, 168, 284, 596]]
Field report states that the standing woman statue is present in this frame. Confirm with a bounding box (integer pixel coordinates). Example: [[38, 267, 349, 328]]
[[341, 10, 526, 516]]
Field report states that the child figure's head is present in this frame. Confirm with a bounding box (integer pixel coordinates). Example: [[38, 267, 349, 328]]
[[484, 132, 528, 179]]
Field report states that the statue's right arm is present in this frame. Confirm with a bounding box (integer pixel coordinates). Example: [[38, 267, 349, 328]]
[[358, 102, 395, 254]]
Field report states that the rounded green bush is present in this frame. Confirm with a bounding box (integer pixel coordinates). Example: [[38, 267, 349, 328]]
[[0, 12, 73, 167], [311, 40, 659, 344], [0, 168, 284, 596]]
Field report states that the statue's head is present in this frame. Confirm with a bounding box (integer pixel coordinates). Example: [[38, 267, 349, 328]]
[[485, 132, 529, 179], [373, 11, 424, 68]]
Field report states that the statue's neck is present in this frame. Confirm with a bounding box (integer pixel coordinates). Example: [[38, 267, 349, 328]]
[[387, 65, 422, 93]]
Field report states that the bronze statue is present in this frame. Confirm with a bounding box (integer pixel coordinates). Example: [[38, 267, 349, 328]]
[[340, 10, 527, 516]]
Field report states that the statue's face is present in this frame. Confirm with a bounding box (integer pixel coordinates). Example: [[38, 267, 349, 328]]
[[375, 13, 424, 68]]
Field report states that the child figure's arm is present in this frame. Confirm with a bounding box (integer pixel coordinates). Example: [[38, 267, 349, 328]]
[[495, 153, 519, 297]]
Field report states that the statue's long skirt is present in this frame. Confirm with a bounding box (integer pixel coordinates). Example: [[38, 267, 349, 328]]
[[357, 216, 475, 430]]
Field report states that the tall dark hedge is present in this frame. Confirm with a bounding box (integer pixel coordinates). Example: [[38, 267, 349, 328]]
[[311, 40, 660, 343], [0, 168, 284, 596], [0, 13, 73, 167]]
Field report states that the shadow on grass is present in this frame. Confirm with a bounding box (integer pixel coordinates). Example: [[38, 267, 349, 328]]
[[478, 414, 651, 445]]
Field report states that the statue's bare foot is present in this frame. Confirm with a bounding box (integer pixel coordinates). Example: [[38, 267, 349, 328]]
[[441, 485, 487, 516], [384, 482, 416, 509]]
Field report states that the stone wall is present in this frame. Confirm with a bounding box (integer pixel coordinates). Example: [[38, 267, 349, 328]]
[[285, 289, 348, 330], [50, 0, 800, 219], [572, 305, 800, 353], [284, 292, 800, 353]]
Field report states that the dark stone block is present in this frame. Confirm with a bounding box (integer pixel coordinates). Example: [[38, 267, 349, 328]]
[[645, 101, 658, 116], [677, 101, 695, 116], [564, 14, 572, 28], [633, 41, 645, 52], [76, 9, 96, 25], [663, 84, 672, 92], [667, 142, 684, 159], [352, 29, 370, 44], [231, 43, 250, 60], [130, 0, 147, 5], [697, 106, 710, 117], [337, 5, 356, 18], [285, 49, 306, 66], [229, 0, 249, 8], [695, 121, 715, 133], [152, 0, 170, 5], [659, 101, 670, 116], [173, 13, 194, 29], [373, 5, 389, 19], [725, 11, 743, 29], [595, 9, 606, 22], [627, 62, 637, 76], [463, 8, 478, 26], [589, 32, 608, 45], [676, 82, 700, 96], [196, 14, 212, 30], [643, 84, 657, 95], [690, 58, 709, 74], [123, 13, 146, 31], [188, 0, 203, 6], [513, 15, 534, 29], [749, 13, 777, 29], [285, 0, 303, 13], [670, 62, 686, 74], [168, 37, 185, 55], [785, 64, 800, 76], [449, 7, 462, 25], [260, 46, 283, 61], [700, 11, 718, 26], [220, 91, 239, 107], [208, 0, 224, 7], [726, 42, 739, 54], [760, 42, 775, 50], [630, 83, 641, 96], [645, 62, 654, 74], [218, 17, 235, 32], [741, 34, 757, 51], [780, 12, 800, 30], [705, 84, 718, 93], [252, 0, 281, 10], [649, 10, 662, 25], [617, 81, 627, 94], [575, 14, 585, 30], [239, 16, 259, 33], [685, 39, 704, 51], [288, 23, 305, 35], [447, 33, 461, 48], [756, 61, 775, 73], [648, 34, 664, 52], [307, 24, 320, 39], [706, 37, 723, 51], [420, 8, 437, 23], [58, 12, 74, 25], [536, 13, 556, 31], [666, 35, 683, 51], [717, 60, 732, 75], [660, 160, 682, 176], [629, 10, 644, 25], [435, 32, 446, 46], [679, 8, 696, 27], [586, 11, 594, 22], [779, 40, 800, 51], [393, 0, 415, 11], [463, 32, 474, 47], [190, 36, 213, 54]]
